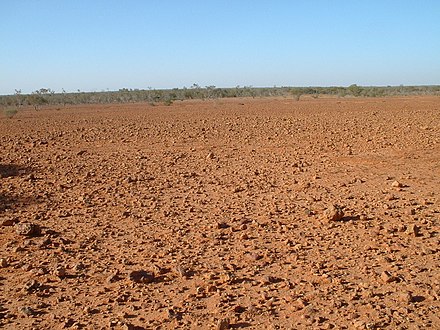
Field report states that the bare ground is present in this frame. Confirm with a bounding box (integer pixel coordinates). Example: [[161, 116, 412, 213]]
[[1, 96, 440, 329]]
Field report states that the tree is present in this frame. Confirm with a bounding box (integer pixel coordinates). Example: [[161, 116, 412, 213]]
[[348, 84, 362, 97]]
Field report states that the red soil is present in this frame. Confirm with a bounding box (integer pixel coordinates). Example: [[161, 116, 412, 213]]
[[1, 96, 439, 329]]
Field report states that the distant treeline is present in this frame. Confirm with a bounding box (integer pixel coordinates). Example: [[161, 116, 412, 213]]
[[1, 84, 439, 109]]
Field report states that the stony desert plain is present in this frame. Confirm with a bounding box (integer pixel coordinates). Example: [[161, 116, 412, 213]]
[[1, 96, 439, 329]]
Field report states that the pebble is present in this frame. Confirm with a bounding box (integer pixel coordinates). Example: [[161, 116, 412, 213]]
[[53, 266, 67, 279], [23, 279, 39, 293], [15, 222, 41, 237], [406, 224, 420, 236], [391, 181, 403, 188], [0, 258, 9, 268], [322, 204, 344, 222], [217, 318, 230, 330], [381, 271, 398, 283], [19, 306, 36, 316], [129, 270, 155, 284], [397, 291, 413, 304], [175, 264, 189, 278], [1, 217, 18, 226], [106, 270, 120, 283]]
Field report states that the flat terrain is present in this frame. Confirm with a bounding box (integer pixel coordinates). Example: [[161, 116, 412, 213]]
[[1, 96, 439, 329]]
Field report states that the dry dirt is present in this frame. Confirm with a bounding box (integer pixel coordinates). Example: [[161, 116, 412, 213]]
[[1, 96, 440, 329]]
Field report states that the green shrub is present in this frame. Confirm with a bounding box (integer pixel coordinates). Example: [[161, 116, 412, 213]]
[[4, 107, 18, 118]]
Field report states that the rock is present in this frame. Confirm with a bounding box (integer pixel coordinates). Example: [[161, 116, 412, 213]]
[[217, 318, 230, 330], [233, 305, 246, 313], [217, 222, 230, 229], [239, 233, 249, 240], [381, 271, 397, 283], [106, 270, 120, 283], [397, 291, 414, 304], [322, 204, 344, 222], [391, 181, 403, 188], [406, 224, 420, 236], [0, 258, 9, 268], [175, 265, 189, 278], [23, 279, 39, 293], [1, 217, 18, 226], [19, 306, 36, 316], [53, 266, 67, 278], [15, 222, 41, 237], [249, 252, 262, 261], [129, 270, 155, 284], [406, 209, 416, 216]]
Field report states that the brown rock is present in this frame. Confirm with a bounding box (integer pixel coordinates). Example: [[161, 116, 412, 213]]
[[217, 318, 230, 330], [1, 217, 18, 226], [53, 266, 67, 278], [406, 224, 420, 236], [397, 291, 413, 304], [0, 258, 9, 268], [381, 271, 397, 283], [106, 270, 120, 283], [322, 204, 344, 222], [391, 180, 403, 188], [129, 270, 155, 284], [15, 222, 41, 237]]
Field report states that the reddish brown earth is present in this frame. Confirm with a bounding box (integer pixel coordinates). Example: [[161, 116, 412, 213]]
[[1, 96, 440, 329]]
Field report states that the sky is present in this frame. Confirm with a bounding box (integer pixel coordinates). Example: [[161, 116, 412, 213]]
[[1, 1, 439, 95]]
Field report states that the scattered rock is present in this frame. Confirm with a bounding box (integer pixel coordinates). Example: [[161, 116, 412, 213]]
[[397, 291, 414, 304], [233, 305, 246, 313], [106, 270, 120, 283], [1, 217, 18, 226], [380, 271, 398, 283], [217, 318, 230, 330], [53, 266, 67, 278], [129, 270, 155, 284], [0, 258, 9, 268], [249, 252, 262, 261], [391, 181, 403, 188], [23, 279, 39, 293], [175, 265, 189, 278], [19, 306, 36, 316], [406, 224, 420, 236], [217, 222, 230, 229], [15, 222, 41, 237], [322, 204, 344, 222]]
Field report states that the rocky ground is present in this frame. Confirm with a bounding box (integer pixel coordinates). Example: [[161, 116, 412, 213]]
[[1, 96, 439, 329]]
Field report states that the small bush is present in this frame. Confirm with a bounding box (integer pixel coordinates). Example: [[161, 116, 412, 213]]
[[4, 107, 18, 118]]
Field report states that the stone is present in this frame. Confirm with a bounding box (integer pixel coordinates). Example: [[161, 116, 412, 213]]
[[391, 181, 403, 188], [217, 318, 230, 330], [1, 217, 18, 226], [129, 270, 155, 284], [19, 306, 36, 316], [53, 266, 67, 278], [15, 222, 41, 237], [23, 279, 39, 293], [381, 271, 397, 283], [106, 270, 120, 283], [175, 265, 189, 278], [322, 204, 344, 222], [397, 291, 413, 304], [0, 258, 9, 268], [406, 224, 420, 236]]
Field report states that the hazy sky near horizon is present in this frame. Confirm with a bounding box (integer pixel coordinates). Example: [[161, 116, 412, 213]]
[[1, 0, 439, 95]]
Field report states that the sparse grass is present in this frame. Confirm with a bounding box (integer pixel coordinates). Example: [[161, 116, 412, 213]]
[[4, 107, 18, 118]]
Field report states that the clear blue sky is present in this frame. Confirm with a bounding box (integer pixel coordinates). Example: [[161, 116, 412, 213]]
[[1, 0, 439, 95]]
